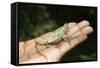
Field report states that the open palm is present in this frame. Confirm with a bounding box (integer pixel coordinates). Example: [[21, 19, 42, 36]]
[[19, 20, 93, 64]]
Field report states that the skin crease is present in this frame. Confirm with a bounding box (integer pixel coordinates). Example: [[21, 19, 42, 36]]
[[19, 20, 93, 64]]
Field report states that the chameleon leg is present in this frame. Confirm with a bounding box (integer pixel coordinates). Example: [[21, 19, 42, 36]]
[[45, 40, 51, 48], [62, 33, 72, 48]]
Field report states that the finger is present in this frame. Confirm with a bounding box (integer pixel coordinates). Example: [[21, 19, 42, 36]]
[[68, 20, 89, 29], [59, 26, 93, 56], [63, 20, 90, 39], [72, 26, 93, 38], [68, 20, 90, 36], [78, 20, 90, 29], [81, 26, 93, 35]]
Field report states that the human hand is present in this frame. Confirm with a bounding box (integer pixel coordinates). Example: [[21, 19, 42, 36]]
[[19, 20, 93, 64]]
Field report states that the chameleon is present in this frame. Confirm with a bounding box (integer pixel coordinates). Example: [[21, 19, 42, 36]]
[[35, 23, 70, 45]]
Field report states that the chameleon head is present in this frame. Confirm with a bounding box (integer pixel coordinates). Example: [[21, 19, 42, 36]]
[[63, 23, 69, 32]]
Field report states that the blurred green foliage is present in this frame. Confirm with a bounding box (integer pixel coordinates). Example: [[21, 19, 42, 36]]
[[19, 5, 58, 41], [18, 3, 97, 62]]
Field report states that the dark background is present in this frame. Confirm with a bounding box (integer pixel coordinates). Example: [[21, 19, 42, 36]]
[[18, 3, 97, 62]]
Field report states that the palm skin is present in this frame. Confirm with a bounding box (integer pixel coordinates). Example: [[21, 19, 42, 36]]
[[19, 20, 93, 64]]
